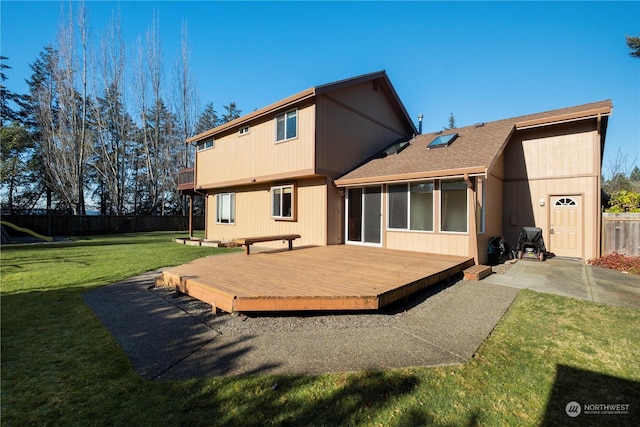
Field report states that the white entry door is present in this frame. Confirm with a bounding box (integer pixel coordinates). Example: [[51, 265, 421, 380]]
[[549, 195, 583, 258]]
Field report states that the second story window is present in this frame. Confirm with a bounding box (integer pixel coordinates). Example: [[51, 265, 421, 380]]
[[275, 110, 297, 142], [239, 126, 250, 136], [197, 139, 214, 151]]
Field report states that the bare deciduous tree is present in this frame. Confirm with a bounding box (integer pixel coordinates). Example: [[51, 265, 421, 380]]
[[38, 2, 91, 215], [133, 11, 178, 215], [172, 19, 198, 214], [91, 8, 132, 215]]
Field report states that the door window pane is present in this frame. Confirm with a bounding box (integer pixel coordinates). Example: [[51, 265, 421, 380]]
[[364, 187, 381, 244], [347, 188, 362, 242]]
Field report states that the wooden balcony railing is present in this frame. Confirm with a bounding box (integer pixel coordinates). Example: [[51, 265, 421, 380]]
[[177, 167, 195, 192]]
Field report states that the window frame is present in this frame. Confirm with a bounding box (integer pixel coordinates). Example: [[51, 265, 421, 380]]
[[387, 181, 434, 232], [215, 192, 235, 225], [275, 109, 298, 143], [387, 184, 409, 230], [197, 139, 214, 151], [427, 133, 458, 149], [271, 184, 295, 220], [239, 125, 250, 136], [440, 179, 468, 233]]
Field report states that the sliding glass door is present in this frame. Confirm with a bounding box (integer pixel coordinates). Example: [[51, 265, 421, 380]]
[[346, 187, 381, 245]]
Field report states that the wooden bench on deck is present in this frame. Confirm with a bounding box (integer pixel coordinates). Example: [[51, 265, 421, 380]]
[[234, 234, 301, 255]]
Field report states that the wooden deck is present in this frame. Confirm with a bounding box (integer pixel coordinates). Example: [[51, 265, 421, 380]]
[[161, 245, 474, 313]]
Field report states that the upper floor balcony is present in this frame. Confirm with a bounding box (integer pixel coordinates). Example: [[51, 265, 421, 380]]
[[177, 168, 195, 193]]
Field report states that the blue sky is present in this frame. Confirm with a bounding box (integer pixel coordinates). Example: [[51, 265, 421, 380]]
[[2, 1, 639, 175]]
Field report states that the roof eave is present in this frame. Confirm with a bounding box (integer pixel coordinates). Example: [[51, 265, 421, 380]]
[[186, 88, 316, 144], [514, 105, 613, 130], [335, 166, 488, 187]]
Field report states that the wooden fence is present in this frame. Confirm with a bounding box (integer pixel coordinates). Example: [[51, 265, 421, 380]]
[[1, 214, 205, 236], [602, 213, 640, 257]]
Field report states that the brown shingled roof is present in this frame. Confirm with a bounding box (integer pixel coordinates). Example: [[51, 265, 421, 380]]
[[335, 99, 612, 186]]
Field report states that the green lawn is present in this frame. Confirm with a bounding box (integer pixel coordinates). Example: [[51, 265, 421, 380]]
[[2, 232, 639, 426]]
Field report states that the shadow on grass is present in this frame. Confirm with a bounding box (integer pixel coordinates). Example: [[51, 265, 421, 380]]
[[169, 369, 487, 426], [3, 275, 488, 425], [542, 364, 640, 426]]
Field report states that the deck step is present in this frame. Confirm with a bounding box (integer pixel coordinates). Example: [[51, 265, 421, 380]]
[[463, 265, 493, 281]]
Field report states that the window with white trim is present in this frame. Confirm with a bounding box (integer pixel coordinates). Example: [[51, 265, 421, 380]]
[[388, 182, 434, 231], [275, 110, 297, 142], [216, 193, 235, 224], [239, 126, 250, 136], [197, 139, 214, 151], [271, 185, 294, 219], [441, 179, 468, 232]]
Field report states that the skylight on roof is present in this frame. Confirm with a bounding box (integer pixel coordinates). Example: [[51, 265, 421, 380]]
[[427, 133, 458, 149], [382, 139, 410, 156]]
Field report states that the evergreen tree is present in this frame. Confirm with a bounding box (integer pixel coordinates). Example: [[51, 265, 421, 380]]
[[626, 34, 640, 58], [0, 122, 41, 212], [447, 112, 456, 129], [0, 57, 24, 125], [221, 101, 242, 124], [194, 102, 219, 134]]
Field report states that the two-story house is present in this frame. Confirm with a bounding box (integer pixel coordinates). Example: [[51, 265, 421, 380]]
[[183, 70, 612, 263], [184, 71, 416, 248]]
